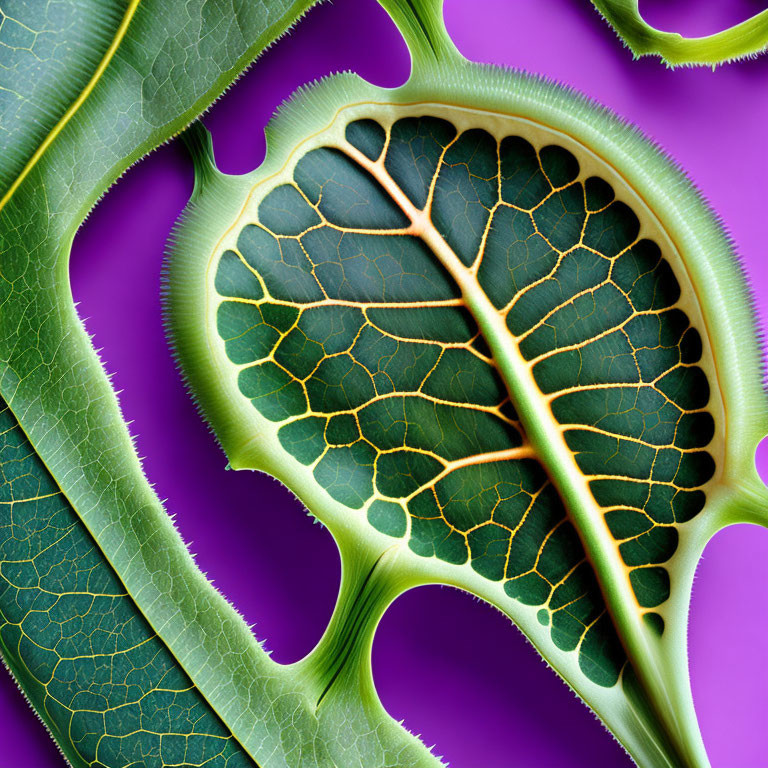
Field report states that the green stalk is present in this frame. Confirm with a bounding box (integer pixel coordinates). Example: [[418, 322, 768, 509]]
[[290, 543, 409, 711], [591, 0, 768, 66], [377, 0, 462, 76]]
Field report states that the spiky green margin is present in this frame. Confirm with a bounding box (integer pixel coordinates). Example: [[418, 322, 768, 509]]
[[165, 47, 768, 765], [590, 0, 768, 66]]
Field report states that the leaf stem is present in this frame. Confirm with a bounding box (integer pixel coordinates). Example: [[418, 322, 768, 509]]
[[591, 0, 768, 66], [376, 0, 462, 77], [719, 472, 768, 528], [289, 542, 409, 711], [179, 121, 220, 200]]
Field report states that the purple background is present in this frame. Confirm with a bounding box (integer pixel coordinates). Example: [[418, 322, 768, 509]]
[[2, 1, 768, 766]]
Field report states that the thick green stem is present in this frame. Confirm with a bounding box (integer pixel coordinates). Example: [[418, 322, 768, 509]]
[[377, 0, 462, 77], [591, 0, 768, 66], [285, 541, 440, 767], [180, 121, 220, 200], [718, 470, 768, 527], [290, 542, 410, 712]]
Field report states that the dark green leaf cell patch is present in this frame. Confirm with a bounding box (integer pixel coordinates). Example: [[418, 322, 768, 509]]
[[585, 176, 615, 211], [384, 116, 457, 208], [376, 450, 443, 498], [278, 416, 327, 465], [433, 129, 498, 265], [258, 184, 321, 236], [368, 499, 407, 538], [215, 250, 264, 301], [346, 119, 387, 162], [326, 413, 360, 445], [314, 441, 376, 509], [539, 144, 580, 188], [479, 207, 559, 310], [643, 612, 666, 636], [239, 362, 307, 421], [629, 567, 671, 608], [214, 113, 718, 685], [295, 148, 408, 230]]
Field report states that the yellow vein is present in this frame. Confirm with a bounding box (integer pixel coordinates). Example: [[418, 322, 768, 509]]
[[339, 134, 684, 726], [0, 0, 143, 214]]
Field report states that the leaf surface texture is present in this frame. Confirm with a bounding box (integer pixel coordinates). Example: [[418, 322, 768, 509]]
[[215, 114, 717, 685]]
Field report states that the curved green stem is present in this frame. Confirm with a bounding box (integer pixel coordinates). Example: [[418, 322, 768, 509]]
[[286, 542, 441, 767], [180, 121, 220, 200], [591, 0, 768, 66], [377, 0, 462, 77], [290, 543, 408, 709]]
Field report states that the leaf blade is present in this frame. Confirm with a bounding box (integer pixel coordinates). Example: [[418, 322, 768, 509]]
[[167, 64, 768, 765]]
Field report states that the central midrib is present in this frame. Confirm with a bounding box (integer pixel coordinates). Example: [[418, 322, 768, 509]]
[[418, 217, 651, 658], [337, 138, 690, 756]]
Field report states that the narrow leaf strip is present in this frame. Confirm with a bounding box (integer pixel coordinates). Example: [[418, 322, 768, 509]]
[[0, 2, 361, 765], [0, 402, 256, 768]]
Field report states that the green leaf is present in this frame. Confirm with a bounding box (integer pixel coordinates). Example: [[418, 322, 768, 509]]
[[0, 403, 254, 767], [165, 4, 768, 765], [0, 2, 441, 766], [589, 0, 768, 66]]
